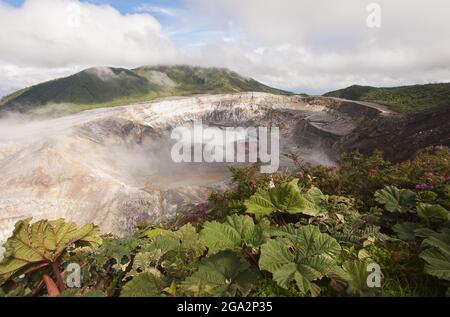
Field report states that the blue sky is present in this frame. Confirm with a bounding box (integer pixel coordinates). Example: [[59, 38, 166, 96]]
[[3, 0, 178, 12], [2, 0, 182, 23]]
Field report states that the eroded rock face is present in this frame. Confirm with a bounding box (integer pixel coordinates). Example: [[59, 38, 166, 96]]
[[0, 92, 387, 252], [334, 104, 450, 162]]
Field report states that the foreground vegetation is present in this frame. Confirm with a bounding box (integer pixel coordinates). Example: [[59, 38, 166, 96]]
[[324, 83, 450, 113], [0, 146, 449, 297]]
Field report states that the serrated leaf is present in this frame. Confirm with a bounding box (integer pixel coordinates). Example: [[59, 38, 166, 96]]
[[420, 229, 450, 281], [244, 188, 277, 218], [420, 248, 450, 281], [374, 186, 416, 213], [182, 251, 257, 297], [338, 261, 377, 296], [142, 223, 204, 258], [297, 187, 328, 217], [121, 272, 167, 297], [392, 222, 425, 240], [259, 225, 341, 296], [199, 215, 265, 254], [125, 251, 162, 280], [417, 203, 449, 225], [90, 235, 139, 271], [244, 179, 327, 219], [0, 218, 102, 285]]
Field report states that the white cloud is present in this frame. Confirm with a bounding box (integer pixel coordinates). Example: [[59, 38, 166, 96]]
[[1, 0, 450, 96], [0, 0, 178, 96], [181, 0, 450, 92], [0, 63, 84, 97]]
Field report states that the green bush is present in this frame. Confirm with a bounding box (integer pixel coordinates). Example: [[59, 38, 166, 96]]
[[0, 147, 449, 297]]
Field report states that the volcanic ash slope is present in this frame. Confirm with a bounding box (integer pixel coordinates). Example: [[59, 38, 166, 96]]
[[0, 92, 387, 252]]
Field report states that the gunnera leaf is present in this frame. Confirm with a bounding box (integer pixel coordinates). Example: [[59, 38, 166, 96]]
[[181, 251, 257, 297], [338, 261, 378, 296], [244, 179, 327, 219], [90, 235, 140, 271], [0, 218, 102, 285], [374, 186, 416, 213], [142, 223, 205, 258], [417, 203, 449, 225], [259, 225, 341, 296], [420, 229, 450, 281], [120, 272, 168, 297], [392, 222, 426, 240], [199, 214, 266, 254]]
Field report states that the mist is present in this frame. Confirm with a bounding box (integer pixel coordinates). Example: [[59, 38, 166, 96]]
[[0, 93, 347, 255]]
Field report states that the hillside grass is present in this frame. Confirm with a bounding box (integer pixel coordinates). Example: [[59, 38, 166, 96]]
[[324, 83, 450, 113], [1, 65, 292, 114], [0, 87, 30, 107]]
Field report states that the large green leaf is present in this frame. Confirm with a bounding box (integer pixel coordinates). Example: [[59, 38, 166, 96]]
[[338, 261, 378, 296], [0, 218, 102, 285], [374, 186, 416, 213], [259, 225, 341, 296], [392, 222, 426, 240], [244, 179, 327, 219], [125, 252, 164, 280], [417, 203, 449, 225], [90, 235, 140, 271], [298, 187, 329, 217], [420, 229, 450, 281], [199, 215, 265, 254], [143, 223, 204, 258], [181, 251, 257, 297], [420, 248, 450, 281], [138, 224, 206, 279], [120, 272, 168, 297]]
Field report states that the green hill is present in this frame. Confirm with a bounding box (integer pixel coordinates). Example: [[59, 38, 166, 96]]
[[0, 65, 291, 115], [324, 83, 450, 113]]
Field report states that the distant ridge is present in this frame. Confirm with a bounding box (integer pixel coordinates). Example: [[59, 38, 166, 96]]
[[324, 83, 450, 113], [0, 65, 292, 115]]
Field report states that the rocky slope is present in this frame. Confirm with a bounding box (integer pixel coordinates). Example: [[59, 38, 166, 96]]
[[0, 92, 389, 253], [334, 104, 450, 161]]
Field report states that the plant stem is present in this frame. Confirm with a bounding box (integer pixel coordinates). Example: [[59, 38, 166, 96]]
[[51, 261, 66, 292]]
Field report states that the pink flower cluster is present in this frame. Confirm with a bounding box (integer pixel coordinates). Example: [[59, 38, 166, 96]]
[[415, 183, 434, 190]]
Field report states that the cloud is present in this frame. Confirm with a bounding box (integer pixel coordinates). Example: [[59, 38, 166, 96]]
[[1, 0, 450, 96], [0, 63, 83, 97], [0, 0, 178, 95], [180, 0, 450, 92]]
